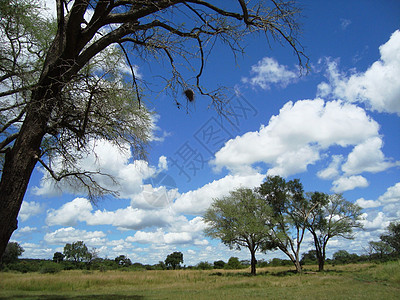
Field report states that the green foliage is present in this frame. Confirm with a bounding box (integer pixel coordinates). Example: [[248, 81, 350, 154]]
[[39, 261, 62, 274], [204, 188, 275, 250], [4, 260, 41, 273], [268, 258, 294, 267], [115, 255, 132, 267], [204, 187, 276, 275], [224, 257, 243, 270], [306, 192, 364, 271], [63, 241, 92, 263], [257, 176, 307, 272], [380, 221, 400, 254], [130, 262, 146, 271], [213, 260, 226, 269], [301, 250, 318, 265], [368, 241, 393, 260], [165, 252, 183, 270], [332, 250, 360, 264], [1, 242, 24, 265], [154, 261, 167, 270], [196, 261, 213, 270], [52, 252, 64, 263]]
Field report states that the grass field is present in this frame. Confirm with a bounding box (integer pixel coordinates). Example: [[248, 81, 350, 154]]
[[1, 261, 399, 299]]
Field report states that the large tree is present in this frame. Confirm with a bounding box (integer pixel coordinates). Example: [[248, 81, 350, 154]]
[[204, 188, 277, 275], [0, 0, 307, 258], [257, 175, 314, 273], [306, 192, 363, 271]]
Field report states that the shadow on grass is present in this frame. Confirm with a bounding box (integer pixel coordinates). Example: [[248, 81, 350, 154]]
[[0, 295, 144, 300]]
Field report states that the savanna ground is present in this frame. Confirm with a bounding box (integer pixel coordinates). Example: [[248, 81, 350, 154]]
[[1, 261, 399, 299]]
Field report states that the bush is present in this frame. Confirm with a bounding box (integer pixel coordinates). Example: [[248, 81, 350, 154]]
[[213, 260, 226, 269], [40, 262, 62, 274], [6, 260, 41, 273], [225, 257, 243, 270], [196, 261, 213, 270]]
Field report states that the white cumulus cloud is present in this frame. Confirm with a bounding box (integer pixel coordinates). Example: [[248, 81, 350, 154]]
[[213, 99, 380, 177], [44, 227, 107, 246], [318, 30, 400, 115], [341, 137, 398, 175], [242, 57, 297, 89], [331, 175, 369, 193], [172, 172, 265, 214], [19, 201, 43, 222]]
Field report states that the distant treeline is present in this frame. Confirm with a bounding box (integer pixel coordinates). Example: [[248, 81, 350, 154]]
[[1, 250, 399, 274]]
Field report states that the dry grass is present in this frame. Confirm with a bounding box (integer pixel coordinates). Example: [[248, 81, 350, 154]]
[[0, 262, 399, 299]]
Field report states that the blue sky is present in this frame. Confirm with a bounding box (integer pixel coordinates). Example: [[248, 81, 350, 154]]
[[12, 0, 400, 265]]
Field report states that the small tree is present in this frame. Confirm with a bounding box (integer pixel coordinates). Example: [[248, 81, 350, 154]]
[[380, 221, 400, 256], [115, 255, 132, 267], [204, 188, 277, 275], [53, 252, 65, 263], [368, 241, 393, 260], [63, 241, 92, 263], [0, 242, 24, 265], [306, 193, 363, 271], [225, 257, 243, 270], [165, 251, 183, 270]]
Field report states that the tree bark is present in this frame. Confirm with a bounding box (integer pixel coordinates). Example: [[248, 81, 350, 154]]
[[0, 92, 51, 257], [0, 56, 63, 257], [250, 248, 257, 275], [294, 259, 302, 273], [318, 257, 325, 271]]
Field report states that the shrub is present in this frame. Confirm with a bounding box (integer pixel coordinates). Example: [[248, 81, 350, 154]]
[[197, 261, 213, 270], [40, 262, 62, 274], [213, 260, 226, 269], [225, 257, 243, 270]]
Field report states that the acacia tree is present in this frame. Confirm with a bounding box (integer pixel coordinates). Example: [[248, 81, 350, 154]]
[[165, 251, 183, 270], [0, 0, 307, 258], [204, 188, 276, 275], [306, 192, 363, 271], [257, 176, 314, 273]]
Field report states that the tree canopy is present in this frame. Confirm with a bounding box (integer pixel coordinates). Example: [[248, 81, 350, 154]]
[[256, 175, 311, 273], [204, 187, 277, 275], [165, 251, 183, 270], [380, 221, 400, 255], [306, 192, 363, 271], [63, 241, 92, 263], [0, 242, 24, 265]]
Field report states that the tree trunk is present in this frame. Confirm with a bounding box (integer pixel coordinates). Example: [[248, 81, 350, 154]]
[[250, 249, 257, 275], [282, 248, 302, 273], [0, 85, 56, 258], [294, 259, 302, 273], [318, 256, 325, 271], [318, 244, 327, 272]]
